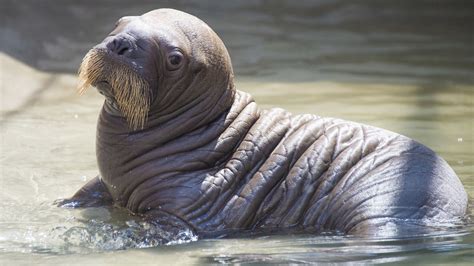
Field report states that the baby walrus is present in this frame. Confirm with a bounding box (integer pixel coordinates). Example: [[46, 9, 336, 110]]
[[59, 8, 467, 238]]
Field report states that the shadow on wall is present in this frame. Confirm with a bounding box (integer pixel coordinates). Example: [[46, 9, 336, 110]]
[[1, 0, 473, 85]]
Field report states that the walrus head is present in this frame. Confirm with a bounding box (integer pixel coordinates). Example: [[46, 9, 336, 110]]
[[78, 9, 235, 130]]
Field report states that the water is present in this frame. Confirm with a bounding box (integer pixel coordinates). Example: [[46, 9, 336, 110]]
[[1, 0, 473, 264]]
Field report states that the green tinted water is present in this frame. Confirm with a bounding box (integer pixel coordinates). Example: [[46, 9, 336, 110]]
[[1, 1, 473, 264]]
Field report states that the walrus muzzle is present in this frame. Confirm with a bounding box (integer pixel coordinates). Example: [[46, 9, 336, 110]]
[[77, 48, 151, 130]]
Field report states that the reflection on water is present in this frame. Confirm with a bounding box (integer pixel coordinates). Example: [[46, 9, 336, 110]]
[[1, 0, 473, 265], [3, 0, 474, 84]]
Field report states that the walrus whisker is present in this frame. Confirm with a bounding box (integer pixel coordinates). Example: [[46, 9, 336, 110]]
[[77, 49, 151, 130]]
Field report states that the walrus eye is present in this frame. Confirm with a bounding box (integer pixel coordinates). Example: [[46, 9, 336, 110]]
[[167, 51, 183, 70]]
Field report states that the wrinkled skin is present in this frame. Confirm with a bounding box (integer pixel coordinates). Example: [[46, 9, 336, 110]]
[[59, 9, 468, 237]]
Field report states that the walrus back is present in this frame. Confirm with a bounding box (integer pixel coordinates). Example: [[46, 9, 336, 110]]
[[201, 94, 468, 234]]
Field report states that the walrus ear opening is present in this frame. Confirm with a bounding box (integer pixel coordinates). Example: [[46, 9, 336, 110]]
[[191, 59, 205, 75], [193, 65, 203, 75]]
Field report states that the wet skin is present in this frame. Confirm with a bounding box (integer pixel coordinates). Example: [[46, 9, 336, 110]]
[[59, 9, 468, 237]]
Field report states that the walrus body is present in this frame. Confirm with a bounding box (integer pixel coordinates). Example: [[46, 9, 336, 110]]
[[61, 9, 468, 237]]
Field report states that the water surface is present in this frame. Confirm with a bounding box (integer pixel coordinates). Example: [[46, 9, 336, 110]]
[[1, 1, 473, 264]]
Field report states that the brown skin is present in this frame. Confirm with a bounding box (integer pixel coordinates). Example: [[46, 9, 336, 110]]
[[59, 9, 468, 237]]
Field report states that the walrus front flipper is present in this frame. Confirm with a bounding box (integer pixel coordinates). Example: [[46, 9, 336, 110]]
[[56, 176, 113, 208]]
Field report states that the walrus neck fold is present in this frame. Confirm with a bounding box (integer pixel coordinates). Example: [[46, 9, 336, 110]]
[[96, 89, 257, 207]]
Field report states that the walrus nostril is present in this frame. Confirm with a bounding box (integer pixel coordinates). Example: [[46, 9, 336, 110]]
[[108, 37, 132, 56], [117, 46, 130, 55]]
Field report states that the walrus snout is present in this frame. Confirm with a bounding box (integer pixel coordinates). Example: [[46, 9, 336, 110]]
[[77, 47, 152, 130]]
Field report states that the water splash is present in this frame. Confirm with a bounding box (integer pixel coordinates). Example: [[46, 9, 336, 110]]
[[0, 204, 198, 255], [58, 219, 198, 252]]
